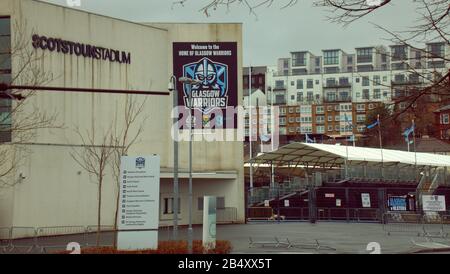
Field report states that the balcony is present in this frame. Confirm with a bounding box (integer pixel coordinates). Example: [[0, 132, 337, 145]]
[[391, 79, 423, 86], [272, 85, 287, 91], [323, 96, 352, 103], [323, 81, 351, 88]]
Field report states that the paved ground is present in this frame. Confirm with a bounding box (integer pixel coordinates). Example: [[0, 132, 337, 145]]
[[165, 221, 450, 254], [2, 221, 450, 254]]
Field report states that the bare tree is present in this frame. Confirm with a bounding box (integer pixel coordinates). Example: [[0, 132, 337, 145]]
[[0, 18, 60, 188], [110, 95, 148, 246], [172, 0, 298, 17], [70, 124, 115, 246]]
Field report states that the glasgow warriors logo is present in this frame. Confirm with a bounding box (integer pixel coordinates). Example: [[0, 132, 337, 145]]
[[135, 157, 145, 169], [182, 57, 228, 114]]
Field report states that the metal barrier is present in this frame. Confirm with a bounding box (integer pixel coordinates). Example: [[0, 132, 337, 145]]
[[36, 226, 86, 253], [217, 207, 238, 224], [85, 225, 115, 247], [0, 227, 11, 253], [383, 213, 450, 237], [10, 227, 37, 253]]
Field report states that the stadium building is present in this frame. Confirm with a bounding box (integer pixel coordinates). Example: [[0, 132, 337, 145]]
[[0, 0, 245, 229]]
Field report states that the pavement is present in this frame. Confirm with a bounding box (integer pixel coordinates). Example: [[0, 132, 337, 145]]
[[2, 221, 450, 254]]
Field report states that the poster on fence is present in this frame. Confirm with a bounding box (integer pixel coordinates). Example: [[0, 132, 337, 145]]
[[388, 196, 407, 211], [361, 193, 371, 208], [422, 195, 446, 212]]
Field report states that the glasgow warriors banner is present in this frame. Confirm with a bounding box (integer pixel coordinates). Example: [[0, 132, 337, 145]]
[[173, 42, 238, 129]]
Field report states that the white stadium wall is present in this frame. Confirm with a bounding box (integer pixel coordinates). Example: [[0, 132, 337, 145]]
[[0, 0, 244, 229]]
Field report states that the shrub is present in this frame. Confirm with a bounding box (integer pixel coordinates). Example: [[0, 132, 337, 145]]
[[58, 240, 232, 254]]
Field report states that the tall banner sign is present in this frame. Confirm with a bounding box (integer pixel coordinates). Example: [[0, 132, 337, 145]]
[[173, 42, 238, 129], [117, 155, 160, 250]]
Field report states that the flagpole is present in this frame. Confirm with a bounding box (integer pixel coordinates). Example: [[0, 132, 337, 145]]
[[413, 119, 417, 181], [378, 114, 384, 179], [249, 66, 254, 197]]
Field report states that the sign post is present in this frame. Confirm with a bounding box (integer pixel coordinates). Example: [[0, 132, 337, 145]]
[[117, 155, 160, 250], [202, 196, 217, 250]]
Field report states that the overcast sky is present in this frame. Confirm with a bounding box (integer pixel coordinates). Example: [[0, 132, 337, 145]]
[[41, 0, 417, 67]]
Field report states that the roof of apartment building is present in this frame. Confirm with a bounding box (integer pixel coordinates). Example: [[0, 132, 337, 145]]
[[389, 136, 450, 153], [243, 88, 265, 96], [434, 105, 450, 113]]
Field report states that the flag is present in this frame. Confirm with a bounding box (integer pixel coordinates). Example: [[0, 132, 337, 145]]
[[403, 123, 415, 137], [367, 120, 379, 129], [305, 133, 314, 143]]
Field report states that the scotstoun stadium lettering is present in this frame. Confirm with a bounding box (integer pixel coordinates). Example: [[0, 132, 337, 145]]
[[32, 34, 131, 64]]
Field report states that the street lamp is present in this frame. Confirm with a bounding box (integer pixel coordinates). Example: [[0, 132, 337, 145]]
[[168, 76, 179, 241], [179, 76, 201, 254]]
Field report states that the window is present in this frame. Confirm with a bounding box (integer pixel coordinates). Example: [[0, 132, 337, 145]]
[[315, 57, 321, 66], [355, 78, 360, 83], [289, 117, 295, 123], [275, 80, 285, 89], [394, 74, 406, 83], [442, 114, 449, 125], [0, 17, 11, 143], [374, 89, 381, 99], [382, 76, 388, 82], [163, 198, 181, 214], [328, 125, 333, 132], [357, 114, 366, 123], [315, 80, 320, 85], [291, 81, 295, 86], [307, 79, 314, 89], [391, 45, 407, 61], [296, 107, 300, 113], [347, 56, 353, 64], [300, 105, 312, 114], [357, 104, 366, 111], [373, 76, 381, 85], [297, 92, 303, 102], [279, 117, 286, 125], [362, 76, 370, 86], [307, 92, 314, 102], [323, 50, 339, 65], [427, 43, 444, 58], [316, 116, 325, 123], [328, 116, 333, 122], [289, 107, 294, 114], [296, 117, 301, 123], [369, 104, 375, 110], [316, 106, 324, 114], [297, 79, 303, 89], [335, 125, 340, 131], [316, 126, 325, 134], [300, 116, 312, 123], [198, 197, 225, 210], [292, 52, 306, 66], [383, 90, 389, 97], [362, 89, 370, 100], [357, 48, 373, 63], [291, 95, 295, 101], [289, 127, 295, 133], [335, 116, 340, 122], [280, 108, 286, 115], [327, 106, 333, 112]]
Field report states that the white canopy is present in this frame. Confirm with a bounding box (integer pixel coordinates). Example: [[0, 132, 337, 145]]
[[249, 142, 450, 168]]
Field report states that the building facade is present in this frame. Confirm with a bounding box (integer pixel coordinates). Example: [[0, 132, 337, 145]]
[[0, 0, 245, 229], [244, 43, 449, 143]]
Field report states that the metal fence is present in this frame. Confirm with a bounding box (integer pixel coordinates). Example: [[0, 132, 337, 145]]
[[383, 213, 450, 237], [217, 207, 238, 224]]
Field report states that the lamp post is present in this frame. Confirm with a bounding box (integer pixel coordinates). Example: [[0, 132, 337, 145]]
[[179, 76, 201, 254], [168, 76, 179, 241]]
